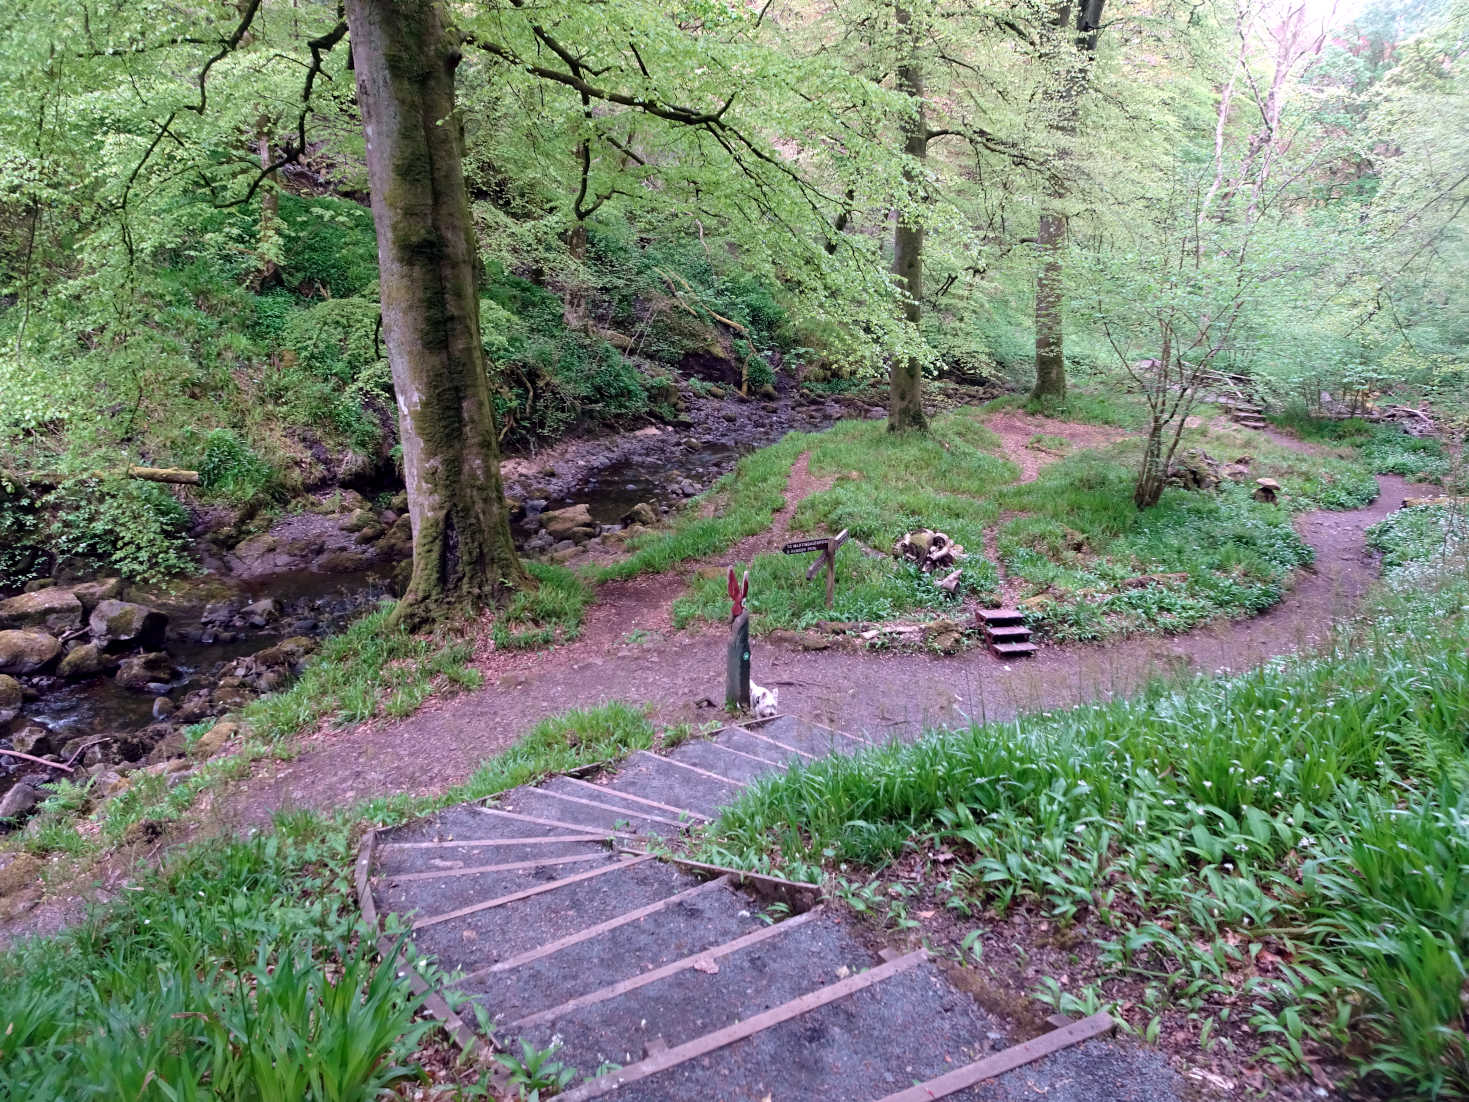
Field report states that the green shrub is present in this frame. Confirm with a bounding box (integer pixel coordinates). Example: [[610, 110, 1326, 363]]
[[45, 477, 193, 582], [0, 816, 431, 1101], [275, 195, 380, 298], [196, 428, 278, 500]]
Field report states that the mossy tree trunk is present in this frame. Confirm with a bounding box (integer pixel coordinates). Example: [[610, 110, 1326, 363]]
[[1031, 0, 1105, 401], [888, 3, 929, 434], [344, 0, 530, 627], [1031, 208, 1066, 400]]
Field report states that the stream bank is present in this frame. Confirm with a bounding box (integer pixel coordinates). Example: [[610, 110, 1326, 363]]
[[0, 379, 874, 825]]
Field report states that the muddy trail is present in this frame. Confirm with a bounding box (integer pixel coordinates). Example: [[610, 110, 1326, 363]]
[[202, 471, 1413, 836]]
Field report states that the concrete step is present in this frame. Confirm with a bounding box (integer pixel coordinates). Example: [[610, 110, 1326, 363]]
[[516, 910, 865, 1079], [665, 739, 779, 785], [605, 751, 741, 818], [398, 853, 697, 973], [991, 641, 1038, 659], [540, 775, 711, 827], [976, 607, 1024, 625], [455, 875, 770, 1028], [984, 624, 1031, 641], [567, 952, 1010, 1102], [746, 715, 874, 759], [497, 785, 686, 837], [714, 725, 808, 766]]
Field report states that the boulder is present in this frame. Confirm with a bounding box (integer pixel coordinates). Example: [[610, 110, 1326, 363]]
[[0, 630, 61, 675], [191, 719, 239, 759], [0, 851, 42, 902], [89, 600, 168, 650], [541, 504, 594, 540], [92, 770, 130, 797], [0, 783, 40, 822], [152, 696, 176, 720], [240, 598, 278, 627], [144, 727, 188, 764], [341, 508, 376, 533], [115, 652, 176, 691], [8, 723, 52, 757], [0, 589, 83, 634], [1253, 477, 1281, 504], [622, 502, 659, 528], [67, 578, 123, 612], [57, 642, 109, 680], [0, 674, 20, 726], [254, 636, 315, 669]]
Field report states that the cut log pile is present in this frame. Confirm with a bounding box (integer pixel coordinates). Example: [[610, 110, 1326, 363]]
[[1166, 449, 1253, 492], [893, 529, 966, 592]]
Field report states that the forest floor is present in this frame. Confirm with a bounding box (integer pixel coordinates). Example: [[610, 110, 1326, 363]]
[[0, 413, 1415, 942], [204, 433, 1410, 829]]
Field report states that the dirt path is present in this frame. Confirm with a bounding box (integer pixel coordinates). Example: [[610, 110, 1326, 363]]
[[189, 472, 1412, 844], [1, 439, 1414, 943], [984, 410, 1131, 483]]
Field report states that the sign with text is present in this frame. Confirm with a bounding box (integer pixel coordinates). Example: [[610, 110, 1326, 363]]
[[779, 530, 849, 607]]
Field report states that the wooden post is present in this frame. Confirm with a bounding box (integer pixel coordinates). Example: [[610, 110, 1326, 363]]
[[726, 611, 750, 710], [789, 529, 849, 609]]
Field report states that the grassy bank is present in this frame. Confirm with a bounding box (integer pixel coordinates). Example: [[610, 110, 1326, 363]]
[[0, 701, 667, 1100], [698, 557, 1469, 1096], [659, 406, 1382, 642]]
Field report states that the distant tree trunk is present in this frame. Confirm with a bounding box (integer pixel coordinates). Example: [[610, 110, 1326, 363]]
[[1031, 208, 1066, 400], [889, 3, 929, 433], [256, 122, 280, 287], [563, 214, 589, 328], [344, 0, 530, 627], [1031, 0, 1105, 401]]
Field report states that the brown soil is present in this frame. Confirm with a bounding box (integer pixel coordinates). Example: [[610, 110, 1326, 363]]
[[0, 426, 1417, 943], [984, 410, 1131, 483]]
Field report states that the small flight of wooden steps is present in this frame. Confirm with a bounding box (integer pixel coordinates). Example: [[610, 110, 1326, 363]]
[[976, 607, 1036, 659]]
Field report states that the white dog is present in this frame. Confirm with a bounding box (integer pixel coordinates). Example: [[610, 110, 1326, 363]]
[[749, 682, 779, 719]]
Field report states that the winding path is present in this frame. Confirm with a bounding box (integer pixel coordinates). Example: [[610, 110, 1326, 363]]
[[207, 472, 1414, 834]]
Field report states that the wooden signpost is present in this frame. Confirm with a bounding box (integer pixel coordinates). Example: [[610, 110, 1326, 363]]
[[782, 529, 849, 608]]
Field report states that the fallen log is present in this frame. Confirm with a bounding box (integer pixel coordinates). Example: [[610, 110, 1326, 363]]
[[2, 466, 200, 490]]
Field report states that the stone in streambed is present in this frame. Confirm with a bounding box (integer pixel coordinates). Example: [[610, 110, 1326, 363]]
[[0, 674, 20, 726], [57, 643, 110, 680], [115, 652, 176, 691], [0, 630, 61, 675], [0, 783, 40, 822], [8, 723, 52, 757], [89, 600, 168, 650], [67, 578, 123, 612], [540, 503, 593, 540], [0, 589, 83, 634]]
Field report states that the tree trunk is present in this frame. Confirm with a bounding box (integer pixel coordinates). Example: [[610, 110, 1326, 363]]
[[256, 122, 280, 287], [563, 215, 589, 329], [1031, 208, 1067, 400], [1134, 421, 1165, 509], [344, 0, 529, 627], [1031, 0, 1104, 401], [888, 4, 929, 434]]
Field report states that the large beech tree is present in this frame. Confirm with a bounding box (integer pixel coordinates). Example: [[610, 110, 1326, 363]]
[[343, 0, 529, 624], [1032, 0, 1106, 402]]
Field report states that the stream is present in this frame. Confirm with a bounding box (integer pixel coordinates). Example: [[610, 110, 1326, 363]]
[[1, 386, 864, 803]]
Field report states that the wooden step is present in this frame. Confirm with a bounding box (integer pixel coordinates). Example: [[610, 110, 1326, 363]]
[[990, 641, 1037, 658], [873, 1012, 1115, 1102], [984, 624, 1031, 641], [975, 607, 1024, 626]]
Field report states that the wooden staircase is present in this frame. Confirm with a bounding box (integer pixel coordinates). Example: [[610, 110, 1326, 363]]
[[975, 607, 1036, 659], [1199, 369, 1269, 430]]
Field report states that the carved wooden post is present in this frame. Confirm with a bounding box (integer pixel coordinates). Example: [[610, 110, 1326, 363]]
[[726, 567, 750, 709]]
